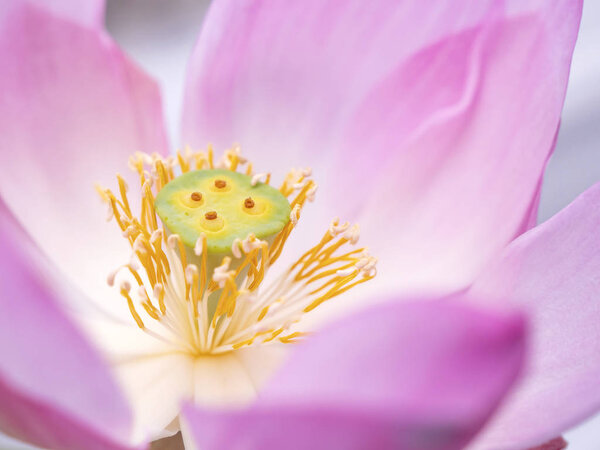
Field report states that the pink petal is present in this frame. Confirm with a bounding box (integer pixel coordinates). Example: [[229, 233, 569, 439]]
[[0, 200, 138, 449], [184, 0, 494, 172], [468, 183, 600, 448], [3, 0, 104, 27], [0, 2, 168, 314], [183, 296, 526, 450], [349, 4, 580, 294], [182, 0, 581, 295]]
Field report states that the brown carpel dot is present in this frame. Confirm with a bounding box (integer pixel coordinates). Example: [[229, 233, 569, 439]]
[[214, 179, 227, 189], [190, 192, 202, 202], [205, 211, 218, 220], [242, 197, 266, 215]]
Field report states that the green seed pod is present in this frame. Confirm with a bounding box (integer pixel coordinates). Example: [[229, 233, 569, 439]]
[[154, 169, 291, 255]]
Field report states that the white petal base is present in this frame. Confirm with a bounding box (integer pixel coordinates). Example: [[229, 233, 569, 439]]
[[81, 315, 289, 443]]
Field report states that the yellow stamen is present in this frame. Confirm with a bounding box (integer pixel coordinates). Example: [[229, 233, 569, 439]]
[[101, 147, 376, 355], [120, 285, 144, 329]]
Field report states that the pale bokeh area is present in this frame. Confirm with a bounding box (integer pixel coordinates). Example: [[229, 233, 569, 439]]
[[105, 0, 211, 146], [539, 0, 600, 223], [0, 1, 598, 448]]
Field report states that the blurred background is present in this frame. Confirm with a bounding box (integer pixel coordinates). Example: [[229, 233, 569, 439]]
[[1, 0, 599, 448]]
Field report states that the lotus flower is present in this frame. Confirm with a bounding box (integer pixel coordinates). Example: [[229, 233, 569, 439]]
[[0, 0, 594, 449]]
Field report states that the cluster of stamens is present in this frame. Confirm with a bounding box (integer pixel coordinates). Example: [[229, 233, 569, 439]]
[[99, 146, 376, 355]]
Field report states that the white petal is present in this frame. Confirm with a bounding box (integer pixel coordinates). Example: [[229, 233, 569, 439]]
[[193, 345, 288, 407]]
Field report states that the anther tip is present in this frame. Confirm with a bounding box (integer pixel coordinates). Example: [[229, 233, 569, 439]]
[[205, 211, 218, 220], [167, 234, 179, 249], [194, 236, 205, 256]]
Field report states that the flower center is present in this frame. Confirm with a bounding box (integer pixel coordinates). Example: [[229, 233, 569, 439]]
[[154, 168, 290, 252], [99, 147, 377, 355]]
